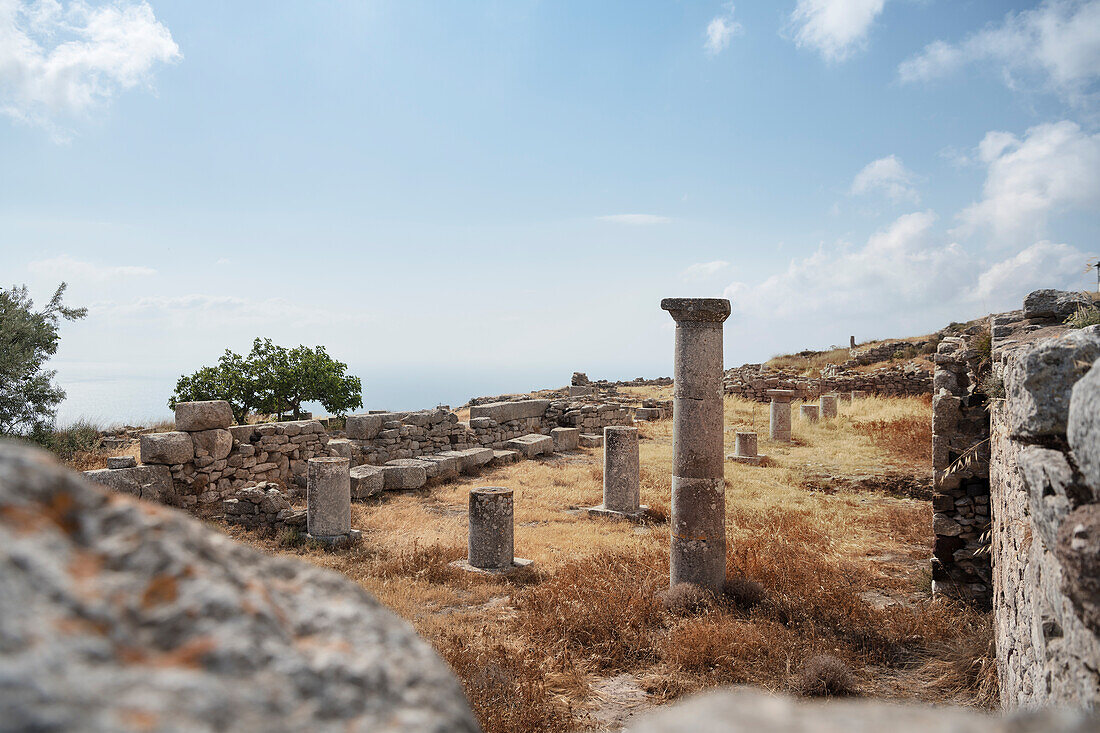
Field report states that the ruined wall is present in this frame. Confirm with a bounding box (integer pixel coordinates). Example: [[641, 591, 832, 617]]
[[723, 362, 931, 402], [990, 323, 1100, 709], [931, 333, 992, 606]]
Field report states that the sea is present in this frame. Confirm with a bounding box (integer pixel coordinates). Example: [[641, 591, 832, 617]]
[[51, 363, 605, 427]]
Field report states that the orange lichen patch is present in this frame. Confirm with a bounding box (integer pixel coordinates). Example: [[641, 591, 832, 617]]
[[140, 574, 179, 609], [117, 708, 160, 732], [67, 550, 106, 600], [295, 634, 353, 655], [44, 491, 80, 535], [54, 615, 110, 636], [117, 637, 217, 669], [0, 503, 55, 535]]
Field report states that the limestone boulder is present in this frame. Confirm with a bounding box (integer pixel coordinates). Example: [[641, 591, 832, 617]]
[[382, 460, 428, 490], [174, 400, 234, 431], [1004, 326, 1100, 439], [0, 441, 478, 732], [190, 428, 232, 461], [140, 431, 194, 465], [1068, 357, 1100, 494], [1022, 288, 1093, 321]]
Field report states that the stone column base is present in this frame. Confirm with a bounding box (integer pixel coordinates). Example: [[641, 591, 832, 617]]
[[449, 557, 533, 575], [726, 454, 766, 466], [587, 504, 650, 522], [307, 529, 362, 549]]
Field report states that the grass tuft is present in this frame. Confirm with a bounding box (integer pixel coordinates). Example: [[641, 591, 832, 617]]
[[789, 654, 859, 697]]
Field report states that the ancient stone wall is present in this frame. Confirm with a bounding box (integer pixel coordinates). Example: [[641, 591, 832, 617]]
[[930, 332, 992, 606], [989, 322, 1100, 708], [88, 397, 636, 505], [723, 363, 931, 402]]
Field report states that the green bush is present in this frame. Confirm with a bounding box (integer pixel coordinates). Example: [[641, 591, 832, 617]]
[[27, 420, 102, 461]]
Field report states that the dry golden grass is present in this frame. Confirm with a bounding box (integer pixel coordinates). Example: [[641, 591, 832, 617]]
[[219, 394, 991, 732]]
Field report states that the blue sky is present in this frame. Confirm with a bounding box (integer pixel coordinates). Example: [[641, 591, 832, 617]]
[[2, 1, 1099, 420]]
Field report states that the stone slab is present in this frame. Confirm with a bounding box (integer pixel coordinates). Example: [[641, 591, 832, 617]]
[[469, 399, 552, 423], [349, 464, 384, 499], [551, 427, 580, 451], [83, 464, 173, 503], [505, 434, 554, 458], [174, 400, 234, 431], [449, 557, 533, 575], [726, 454, 765, 466], [382, 460, 429, 489], [579, 433, 604, 448], [587, 504, 649, 522], [140, 432, 194, 465]]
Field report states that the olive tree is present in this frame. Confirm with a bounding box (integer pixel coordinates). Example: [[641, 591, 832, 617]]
[[0, 283, 86, 434]]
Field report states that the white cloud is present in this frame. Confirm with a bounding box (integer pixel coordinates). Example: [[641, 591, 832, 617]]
[[89, 294, 375, 327], [704, 5, 743, 56], [850, 155, 920, 202], [597, 214, 672, 225], [955, 121, 1100, 246], [971, 240, 1085, 302], [0, 0, 181, 136], [27, 253, 156, 281], [724, 211, 969, 320], [681, 260, 730, 280], [789, 0, 886, 62], [898, 0, 1100, 104]]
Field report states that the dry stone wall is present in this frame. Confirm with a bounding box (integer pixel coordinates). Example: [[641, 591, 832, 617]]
[[723, 362, 931, 402], [990, 322, 1100, 708], [931, 332, 992, 606]]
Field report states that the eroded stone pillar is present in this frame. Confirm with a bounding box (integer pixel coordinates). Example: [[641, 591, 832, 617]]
[[661, 297, 730, 593], [307, 457, 359, 546], [727, 431, 765, 465], [455, 487, 532, 573], [768, 389, 794, 443], [589, 426, 647, 519], [800, 404, 819, 422], [820, 394, 838, 419]]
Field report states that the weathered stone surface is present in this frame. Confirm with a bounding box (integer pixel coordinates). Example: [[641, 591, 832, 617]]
[[819, 394, 838, 419], [600, 426, 640, 515], [1055, 504, 1100, 636], [174, 400, 234, 431], [579, 433, 603, 448], [327, 437, 352, 458], [417, 454, 461, 480], [140, 431, 194, 465], [505, 433, 553, 458], [346, 414, 384, 441], [190, 428, 232, 461], [350, 464, 385, 499], [307, 456, 351, 538], [83, 464, 173, 503], [382, 460, 428, 490], [551, 427, 580, 451], [467, 486, 518, 570], [469, 399, 551, 423], [799, 404, 819, 422], [1068, 357, 1100, 492], [624, 687, 1097, 733], [105, 455, 136, 469], [1019, 446, 1085, 550], [769, 390, 793, 443], [0, 442, 478, 732], [1023, 288, 1093, 321], [1004, 326, 1100, 439]]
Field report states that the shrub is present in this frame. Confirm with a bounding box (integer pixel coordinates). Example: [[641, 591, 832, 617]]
[[1065, 306, 1100, 329], [723, 576, 766, 610], [27, 420, 103, 468], [789, 654, 858, 697]]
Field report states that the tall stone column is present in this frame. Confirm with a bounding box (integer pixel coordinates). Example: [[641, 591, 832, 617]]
[[307, 457, 359, 546], [820, 394, 838, 419], [661, 297, 730, 593], [588, 426, 647, 520], [769, 389, 794, 443]]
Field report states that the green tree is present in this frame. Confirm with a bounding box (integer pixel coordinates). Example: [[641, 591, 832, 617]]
[[169, 338, 362, 423], [0, 283, 86, 434]]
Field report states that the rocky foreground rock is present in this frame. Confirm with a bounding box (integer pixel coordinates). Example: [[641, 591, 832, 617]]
[[0, 441, 478, 732]]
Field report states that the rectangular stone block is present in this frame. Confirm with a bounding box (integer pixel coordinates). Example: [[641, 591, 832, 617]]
[[350, 464, 384, 498], [140, 432, 194, 465], [382, 460, 428, 490], [174, 400, 234, 431], [346, 414, 384, 441], [579, 433, 603, 448], [505, 433, 554, 457], [551, 427, 579, 451]]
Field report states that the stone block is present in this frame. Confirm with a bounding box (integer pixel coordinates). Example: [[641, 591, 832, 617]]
[[455, 447, 494, 472], [106, 456, 136, 470], [327, 438, 352, 458], [505, 433, 553, 458], [579, 433, 603, 448], [1069, 357, 1100, 493], [469, 399, 552, 423], [140, 432, 194, 465], [83, 464, 173, 503], [489, 450, 520, 466], [190, 429, 232, 461], [551, 427, 580, 451], [1023, 288, 1093, 320], [417, 454, 460, 480], [174, 400, 234, 431], [349, 464, 384, 499], [1004, 326, 1100, 438], [346, 414, 384, 441], [382, 460, 428, 490]]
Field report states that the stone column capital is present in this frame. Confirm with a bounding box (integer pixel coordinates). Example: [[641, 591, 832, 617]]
[[661, 298, 731, 324], [767, 389, 794, 402]]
